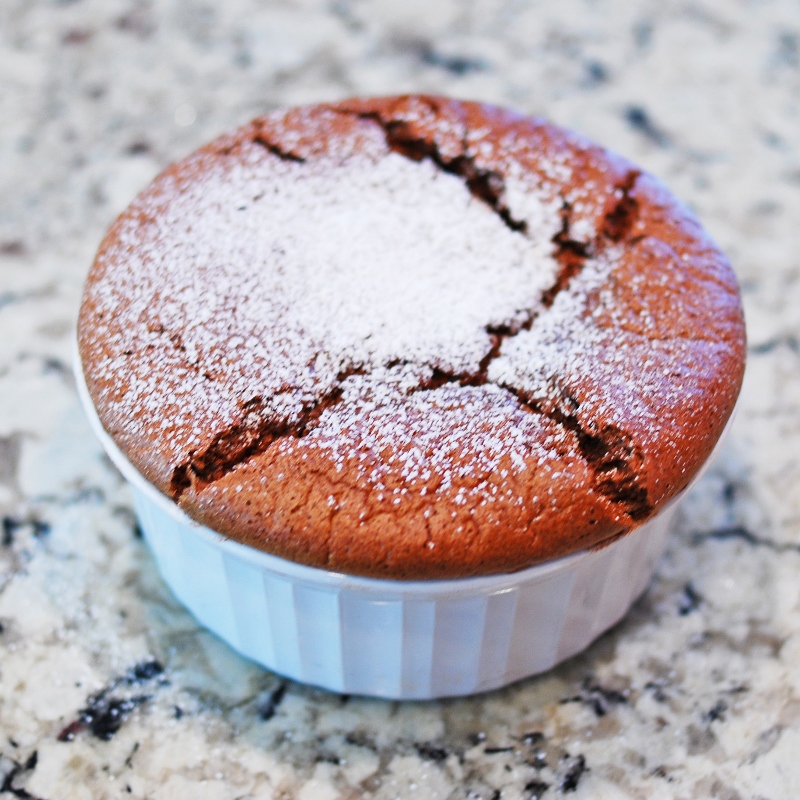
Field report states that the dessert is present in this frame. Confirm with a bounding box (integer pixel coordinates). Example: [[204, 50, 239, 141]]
[[78, 95, 746, 580]]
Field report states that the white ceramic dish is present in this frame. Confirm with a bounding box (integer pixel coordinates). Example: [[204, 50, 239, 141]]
[[76, 356, 719, 699]]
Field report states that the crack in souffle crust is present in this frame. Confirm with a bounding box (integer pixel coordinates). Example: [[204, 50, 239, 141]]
[[77, 96, 746, 579]]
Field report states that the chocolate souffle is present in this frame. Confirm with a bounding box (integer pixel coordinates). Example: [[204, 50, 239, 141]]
[[78, 96, 746, 579]]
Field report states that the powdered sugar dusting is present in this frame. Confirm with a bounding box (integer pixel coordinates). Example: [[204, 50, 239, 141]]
[[299, 370, 565, 495], [84, 138, 563, 466]]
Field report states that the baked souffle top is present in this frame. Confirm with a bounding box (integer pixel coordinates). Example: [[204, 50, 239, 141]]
[[78, 96, 746, 579]]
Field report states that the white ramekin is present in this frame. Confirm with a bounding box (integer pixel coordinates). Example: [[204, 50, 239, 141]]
[[75, 357, 715, 700]]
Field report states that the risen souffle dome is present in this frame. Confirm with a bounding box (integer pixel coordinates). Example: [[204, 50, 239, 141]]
[[78, 96, 746, 579]]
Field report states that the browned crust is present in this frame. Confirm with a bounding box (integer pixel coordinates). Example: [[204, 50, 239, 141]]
[[78, 96, 746, 579]]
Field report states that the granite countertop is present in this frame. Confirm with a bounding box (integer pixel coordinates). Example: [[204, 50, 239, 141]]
[[1, 1, 799, 797]]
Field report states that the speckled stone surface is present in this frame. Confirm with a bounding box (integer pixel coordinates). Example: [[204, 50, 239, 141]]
[[0, 1, 798, 798]]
